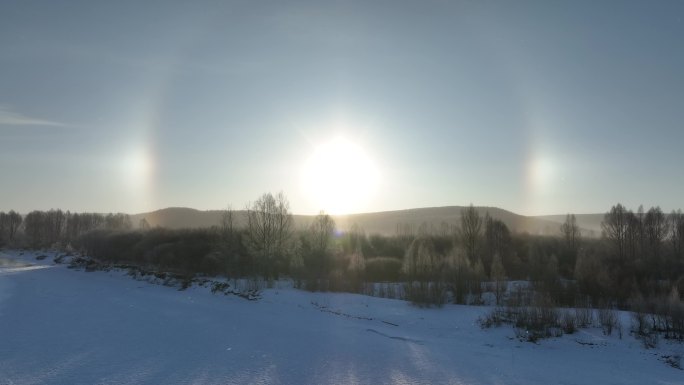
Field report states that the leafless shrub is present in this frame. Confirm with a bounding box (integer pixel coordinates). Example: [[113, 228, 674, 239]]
[[561, 310, 577, 334], [574, 307, 594, 328], [481, 294, 565, 342], [478, 307, 508, 328], [598, 307, 622, 338]]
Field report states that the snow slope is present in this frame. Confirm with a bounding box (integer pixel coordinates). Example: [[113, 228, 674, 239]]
[[0, 250, 682, 385]]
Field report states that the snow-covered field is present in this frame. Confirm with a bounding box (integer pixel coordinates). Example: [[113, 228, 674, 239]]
[[1, 250, 682, 385]]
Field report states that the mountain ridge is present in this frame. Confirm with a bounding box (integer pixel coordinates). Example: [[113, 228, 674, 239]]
[[130, 206, 603, 237]]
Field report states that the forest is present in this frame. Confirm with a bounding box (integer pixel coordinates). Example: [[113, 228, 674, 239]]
[[2, 194, 683, 341]]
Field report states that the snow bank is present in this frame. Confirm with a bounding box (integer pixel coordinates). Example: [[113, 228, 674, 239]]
[[0, 249, 681, 384]]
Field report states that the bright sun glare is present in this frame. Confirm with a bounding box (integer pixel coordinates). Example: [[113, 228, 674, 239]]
[[301, 137, 380, 215]]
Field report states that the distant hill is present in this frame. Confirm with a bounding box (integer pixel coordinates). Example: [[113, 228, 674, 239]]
[[130, 206, 600, 237], [131, 207, 242, 230], [331, 206, 571, 236]]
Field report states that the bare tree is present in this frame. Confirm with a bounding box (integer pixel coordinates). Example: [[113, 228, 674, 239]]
[[7, 210, 21, 240], [65, 212, 77, 241], [560, 214, 581, 253], [636, 205, 646, 257], [484, 215, 511, 276], [21, 209, 65, 246], [245, 192, 293, 278], [104, 213, 132, 230], [296, 211, 337, 284], [447, 246, 485, 304], [64, 211, 106, 241], [220, 205, 235, 238], [70, 212, 104, 237], [671, 210, 684, 260], [460, 204, 482, 265], [490, 252, 506, 305], [403, 236, 447, 306], [24, 210, 46, 247], [625, 210, 641, 260], [560, 213, 582, 276], [602, 203, 629, 260], [0, 212, 6, 243], [644, 206, 669, 260], [309, 211, 335, 256], [403, 236, 440, 281]]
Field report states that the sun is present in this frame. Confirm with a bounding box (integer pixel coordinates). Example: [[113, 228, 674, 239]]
[[300, 137, 380, 215]]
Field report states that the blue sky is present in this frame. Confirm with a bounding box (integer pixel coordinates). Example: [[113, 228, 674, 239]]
[[1, 0, 683, 215]]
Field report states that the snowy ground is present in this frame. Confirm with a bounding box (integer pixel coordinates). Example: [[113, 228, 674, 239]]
[[1, 249, 682, 385]]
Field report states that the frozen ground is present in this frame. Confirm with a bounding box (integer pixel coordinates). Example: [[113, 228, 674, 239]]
[[0, 249, 682, 385]]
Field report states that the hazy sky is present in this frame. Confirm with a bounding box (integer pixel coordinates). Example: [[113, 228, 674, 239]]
[[1, 0, 683, 216]]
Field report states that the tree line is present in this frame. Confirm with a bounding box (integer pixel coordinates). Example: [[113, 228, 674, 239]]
[[0, 209, 132, 248], [2, 198, 683, 313]]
